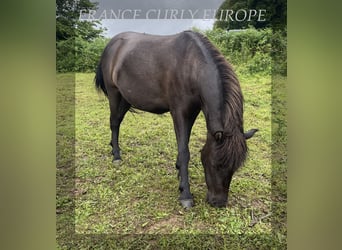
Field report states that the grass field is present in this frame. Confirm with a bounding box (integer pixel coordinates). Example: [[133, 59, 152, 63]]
[[57, 72, 286, 249]]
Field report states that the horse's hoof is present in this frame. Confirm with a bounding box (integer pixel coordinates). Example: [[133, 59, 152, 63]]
[[180, 199, 194, 209], [112, 159, 122, 165]]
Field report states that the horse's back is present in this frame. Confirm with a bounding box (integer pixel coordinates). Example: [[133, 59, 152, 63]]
[[103, 31, 199, 81]]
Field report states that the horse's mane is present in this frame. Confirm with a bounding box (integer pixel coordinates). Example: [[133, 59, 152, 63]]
[[189, 31, 247, 171]]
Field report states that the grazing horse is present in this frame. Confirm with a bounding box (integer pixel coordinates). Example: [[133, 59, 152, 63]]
[[95, 31, 257, 208]]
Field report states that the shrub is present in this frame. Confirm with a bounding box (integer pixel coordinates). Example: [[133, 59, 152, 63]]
[[271, 29, 287, 75], [56, 37, 110, 73], [74, 37, 110, 72], [203, 28, 286, 75], [56, 39, 76, 73]]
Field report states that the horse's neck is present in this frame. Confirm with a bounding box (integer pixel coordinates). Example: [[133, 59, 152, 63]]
[[199, 76, 225, 136]]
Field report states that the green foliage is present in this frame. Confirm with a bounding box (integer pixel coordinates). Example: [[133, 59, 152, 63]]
[[271, 28, 287, 75], [56, 0, 102, 42], [201, 27, 286, 75], [56, 39, 75, 73], [56, 37, 110, 73], [74, 37, 110, 72], [56, 0, 105, 73]]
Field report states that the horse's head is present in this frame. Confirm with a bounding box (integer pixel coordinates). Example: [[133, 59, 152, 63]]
[[201, 129, 258, 207]]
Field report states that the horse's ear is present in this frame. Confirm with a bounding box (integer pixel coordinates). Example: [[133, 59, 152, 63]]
[[214, 131, 223, 142], [244, 129, 258, 139]]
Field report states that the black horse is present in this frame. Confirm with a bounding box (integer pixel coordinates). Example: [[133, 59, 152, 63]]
[[95, 31, 257, 208]]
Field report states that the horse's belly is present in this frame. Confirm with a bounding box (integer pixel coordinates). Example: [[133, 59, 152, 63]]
[[118, 85, 170, 114]]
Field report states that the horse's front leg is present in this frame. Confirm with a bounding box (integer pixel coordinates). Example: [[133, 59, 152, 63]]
[[172, 109, 199, 208], [176, 143, 193, 208]]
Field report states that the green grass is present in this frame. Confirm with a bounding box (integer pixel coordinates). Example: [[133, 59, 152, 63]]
[[57, 71, 286, 249]]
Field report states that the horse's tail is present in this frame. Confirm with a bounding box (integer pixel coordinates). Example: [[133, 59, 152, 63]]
[[94, 57, 108, 96]]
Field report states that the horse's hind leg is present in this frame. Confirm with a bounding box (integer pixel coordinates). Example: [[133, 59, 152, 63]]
[[108, 90, 130, 164]]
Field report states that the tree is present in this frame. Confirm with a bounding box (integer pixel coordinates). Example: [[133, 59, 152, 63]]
[[56, 0, 105, 72], [214, 0, 286, 31], [56, 0, 103, 42]]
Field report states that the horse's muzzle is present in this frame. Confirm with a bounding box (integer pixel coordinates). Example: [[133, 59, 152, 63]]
[[206, 193, 228, 208]]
